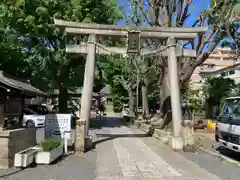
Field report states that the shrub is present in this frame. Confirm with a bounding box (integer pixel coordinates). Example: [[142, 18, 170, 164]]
[[41, 139, 61, 152]]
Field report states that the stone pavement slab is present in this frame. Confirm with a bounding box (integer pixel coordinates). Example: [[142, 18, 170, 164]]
[[95, 127, 122, 177], [95, 124, 220, 180]]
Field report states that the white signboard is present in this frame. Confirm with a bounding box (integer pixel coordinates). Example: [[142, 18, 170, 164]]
[[45, 114, 72, 139]]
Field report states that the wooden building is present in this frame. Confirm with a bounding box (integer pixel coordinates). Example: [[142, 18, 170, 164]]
[[0, 71, 46, 168]]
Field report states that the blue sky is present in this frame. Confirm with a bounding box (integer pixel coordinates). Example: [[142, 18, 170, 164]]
[[185, 0, 210, 26], [117, 0, 211, 26]]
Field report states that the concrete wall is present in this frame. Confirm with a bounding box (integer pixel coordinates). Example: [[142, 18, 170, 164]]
[[0, 128, 37, 169]]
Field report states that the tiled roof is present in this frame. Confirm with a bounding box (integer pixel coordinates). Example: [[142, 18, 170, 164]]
[[99, 85, 110, 95], [52, 88, 100, 97], [0, 71, 46, 95]]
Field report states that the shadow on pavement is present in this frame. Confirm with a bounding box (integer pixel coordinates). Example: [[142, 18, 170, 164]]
[[90, 116, 124, 129], [94, 133, 149, 145], [216, 146, 240, 161], [89, 115, 147, 145], [0, 168, 23, 179], [195, 133, 240, 163]]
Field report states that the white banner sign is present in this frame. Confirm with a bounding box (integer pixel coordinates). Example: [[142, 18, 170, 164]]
[[45, 114, 72, 139]]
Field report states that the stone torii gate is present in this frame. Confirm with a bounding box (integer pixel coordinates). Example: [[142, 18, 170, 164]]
[[54, 19, 207, 151]]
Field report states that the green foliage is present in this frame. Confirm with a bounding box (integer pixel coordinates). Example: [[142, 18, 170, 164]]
[[112, 95, 128, 112], [221, 0, 240, 54], [111, 79, 128, 112], [100, 56, 133, 112], [186, 88, 203, 112], [231, 83, 240, 96], [0, 0, 122, 95], [203, 77, 236, 106], [41, 139, 61, 152]]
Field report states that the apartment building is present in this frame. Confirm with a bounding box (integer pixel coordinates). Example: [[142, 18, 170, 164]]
[[190, 48, 239, 90], [200, 63, 240, 84]]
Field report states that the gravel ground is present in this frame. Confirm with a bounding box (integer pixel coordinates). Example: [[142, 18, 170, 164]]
[[180, 151, 240, 180]]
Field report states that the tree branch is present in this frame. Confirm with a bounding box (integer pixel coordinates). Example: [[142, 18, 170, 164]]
[[115, 75, 129, 90], [136, 0, 153, 26], [176, 0, 184, 23], [177, 2, 190, 26], [197, 28, 215, 56], [181, 31, 222, 83]]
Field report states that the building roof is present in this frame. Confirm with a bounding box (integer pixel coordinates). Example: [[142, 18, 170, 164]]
[[0, 71, 46, 96], [52, 88, 100, 97], [99, 85, 110, 95], [204, 58, 235, 66]]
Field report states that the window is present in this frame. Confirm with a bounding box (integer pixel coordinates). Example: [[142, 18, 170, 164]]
[[222, 58, 230, 61], [220, 99, 240, 118], [23, 108, 36, 115], [208, 64, 215, 68], [229, 70, 235, 75], [221, 72, 226, 77]]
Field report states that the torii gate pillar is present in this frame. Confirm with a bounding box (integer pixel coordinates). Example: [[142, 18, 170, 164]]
[[75, 34, 96, 152], [167, 37, 183, 150]]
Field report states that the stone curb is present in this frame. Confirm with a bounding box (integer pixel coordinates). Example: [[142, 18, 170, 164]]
[[153, 131, 240, 167], [199, 147, 240, 166], [199, 147, 220, 157]]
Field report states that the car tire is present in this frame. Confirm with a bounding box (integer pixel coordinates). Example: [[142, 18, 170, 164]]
[[215, 134, 219, 142], [26, 120, 35, 128]]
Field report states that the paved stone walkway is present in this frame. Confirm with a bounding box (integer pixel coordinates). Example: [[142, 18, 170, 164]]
[[0, 116, 221, 180], [94, 119, 220, 180]]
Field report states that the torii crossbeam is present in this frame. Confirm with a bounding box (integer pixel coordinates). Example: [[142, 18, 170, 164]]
[[66, 44, 197, 57]]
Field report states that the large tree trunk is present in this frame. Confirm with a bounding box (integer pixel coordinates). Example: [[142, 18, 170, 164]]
[[58, 85, 68, 113], [159, 72, 184, 129], [142, 85, 150, 118], [128, 89, 136, 118], [160, 73, 171, 118], [161, 72, 171, 102], [142, 76, 150, 117]]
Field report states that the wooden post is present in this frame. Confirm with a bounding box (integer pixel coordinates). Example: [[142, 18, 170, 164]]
[[167, 37, 183, 150], [77, 34, 96, 151]]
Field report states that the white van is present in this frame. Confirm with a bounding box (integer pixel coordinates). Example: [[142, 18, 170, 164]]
[[216, 97, 240, 152]]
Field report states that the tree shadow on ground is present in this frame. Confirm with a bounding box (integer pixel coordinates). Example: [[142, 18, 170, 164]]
[[93, 133, 149, 145], [89, 116, 124, 129]]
